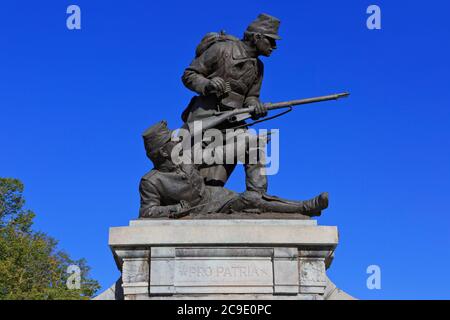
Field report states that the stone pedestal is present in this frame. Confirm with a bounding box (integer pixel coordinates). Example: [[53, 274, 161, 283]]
[[96, 219, 353, 300]]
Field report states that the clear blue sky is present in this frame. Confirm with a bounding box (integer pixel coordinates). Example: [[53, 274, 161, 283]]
[[1, 1, 449, 299]]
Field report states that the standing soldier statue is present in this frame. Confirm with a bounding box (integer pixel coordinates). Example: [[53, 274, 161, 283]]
[[181, 13, 281, 194]]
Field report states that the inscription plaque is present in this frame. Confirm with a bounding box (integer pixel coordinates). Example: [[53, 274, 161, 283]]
[[175, 259, 273, 287]]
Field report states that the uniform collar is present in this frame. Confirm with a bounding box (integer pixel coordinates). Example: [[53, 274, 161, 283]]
[[156, 161, 178, 173], [241, 41, 259, 58]]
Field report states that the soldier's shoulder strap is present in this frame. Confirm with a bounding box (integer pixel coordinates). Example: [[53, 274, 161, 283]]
[[195, 31, 240, 58]]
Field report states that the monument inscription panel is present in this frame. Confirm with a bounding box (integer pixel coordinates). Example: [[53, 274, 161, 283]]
[[175, 258, 273, 287]]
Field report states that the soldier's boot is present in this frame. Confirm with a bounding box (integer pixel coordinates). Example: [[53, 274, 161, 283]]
[[240, 130, 268, 193], [293, 192, 329, 217], [244, 163, 268, 193]]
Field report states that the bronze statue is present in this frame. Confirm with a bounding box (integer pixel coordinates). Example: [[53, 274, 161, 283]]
[[137, 13, 349, 219], [139, 121, 328, 219], [180, 13, 281, 192]]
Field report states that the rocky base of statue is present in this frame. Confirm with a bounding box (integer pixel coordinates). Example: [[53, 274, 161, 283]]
[[94, 218, 354, 300]]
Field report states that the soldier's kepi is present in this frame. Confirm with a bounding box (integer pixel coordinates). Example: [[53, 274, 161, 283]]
[[181, 13, 282, 192], [139, 121, 329, 219]]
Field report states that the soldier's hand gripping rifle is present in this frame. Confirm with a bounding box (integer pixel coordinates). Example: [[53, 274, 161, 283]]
[[187, 92, 350, 133]]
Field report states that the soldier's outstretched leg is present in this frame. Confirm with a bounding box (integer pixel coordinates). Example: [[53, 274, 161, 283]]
[[221, 191, 329, 217]]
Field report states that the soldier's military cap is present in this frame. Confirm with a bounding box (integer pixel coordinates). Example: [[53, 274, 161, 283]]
[[142, 120, 173, 155], [246, 13, 281, 40]]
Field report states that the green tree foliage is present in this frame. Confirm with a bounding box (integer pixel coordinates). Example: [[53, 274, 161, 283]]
[[0, 178, 100, 299]]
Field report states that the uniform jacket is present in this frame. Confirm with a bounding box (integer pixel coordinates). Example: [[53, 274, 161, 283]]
[[139, 164, 237, 218], [181, 39, 264, 122]]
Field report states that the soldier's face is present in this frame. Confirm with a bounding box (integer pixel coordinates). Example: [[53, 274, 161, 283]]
[[255, 35, 277, 57], [161, 140, 177, 159]]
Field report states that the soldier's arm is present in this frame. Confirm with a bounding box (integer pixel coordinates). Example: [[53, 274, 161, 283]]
[[139, 179, 182, 218], [182, 43, 223, 95], [244, 59, 264, 106]]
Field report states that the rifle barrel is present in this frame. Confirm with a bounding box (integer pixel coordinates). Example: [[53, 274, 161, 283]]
[[266, 92, 350, 110]]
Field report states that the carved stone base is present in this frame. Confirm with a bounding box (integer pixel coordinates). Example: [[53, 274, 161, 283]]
[[95, 219, 354, 300]]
